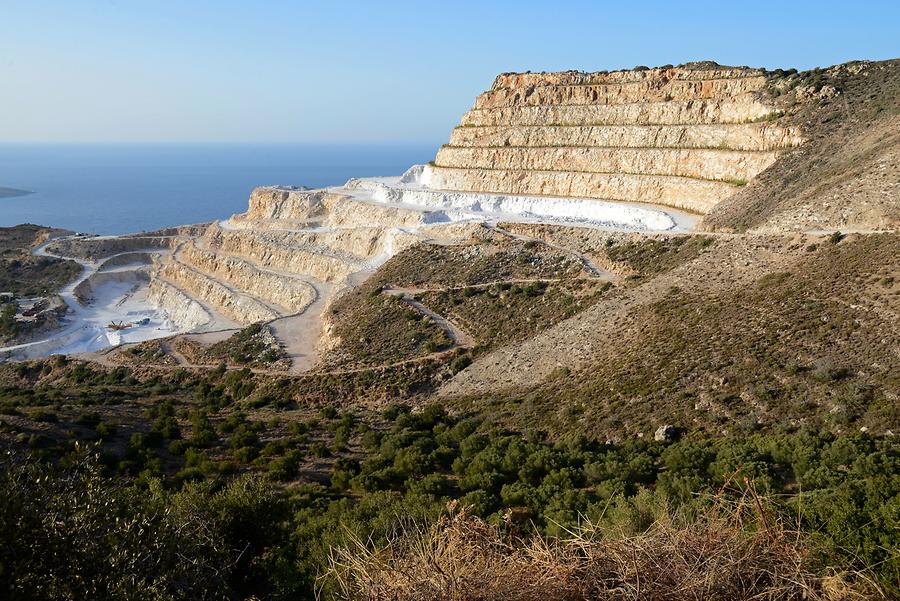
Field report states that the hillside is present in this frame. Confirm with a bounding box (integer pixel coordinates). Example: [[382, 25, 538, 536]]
[[0, 224, 79, 297], [703, 59, 900, 232], [439, 229, 900, 437], [0, 224, 80, 346], [1, 60, 899, 600]]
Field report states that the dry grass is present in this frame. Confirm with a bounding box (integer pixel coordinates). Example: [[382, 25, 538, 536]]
[[323, 486, 876, 601]]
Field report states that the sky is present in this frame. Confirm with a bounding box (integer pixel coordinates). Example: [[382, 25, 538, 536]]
[[1, 0, 898, 145]]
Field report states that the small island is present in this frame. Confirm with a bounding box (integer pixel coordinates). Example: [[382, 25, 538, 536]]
[[0, 187, 34, 199]]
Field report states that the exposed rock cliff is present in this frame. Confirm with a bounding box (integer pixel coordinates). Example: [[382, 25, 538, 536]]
[[179, 241, 316, 314], [146, 278, 211, 331], [428, 64, 802, 214], [158, 260, 280, 325]]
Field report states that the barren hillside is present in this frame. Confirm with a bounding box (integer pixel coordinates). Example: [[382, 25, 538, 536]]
[[702, 59, 900, 232], [439, 229, 900, 437]]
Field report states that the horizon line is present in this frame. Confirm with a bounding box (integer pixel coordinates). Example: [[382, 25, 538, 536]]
[[0, 140, 444, 146]]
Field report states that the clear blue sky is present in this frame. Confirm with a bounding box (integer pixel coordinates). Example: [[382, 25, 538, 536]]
[[2, 0, 897, 144]]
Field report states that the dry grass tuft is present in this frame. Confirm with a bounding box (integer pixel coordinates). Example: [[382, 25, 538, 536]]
[[323, 486, 877, 601]]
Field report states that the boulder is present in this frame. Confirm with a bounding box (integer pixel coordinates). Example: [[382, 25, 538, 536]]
[[654, 424, 677, 443]]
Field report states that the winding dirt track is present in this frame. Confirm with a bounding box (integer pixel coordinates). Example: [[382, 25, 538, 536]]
[[381, 288, 476, 349], [267, 281, 332, 374], [488, 222, 614, 278]]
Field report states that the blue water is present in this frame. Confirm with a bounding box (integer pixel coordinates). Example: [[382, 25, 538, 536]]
[[0, 144, 437, 235]]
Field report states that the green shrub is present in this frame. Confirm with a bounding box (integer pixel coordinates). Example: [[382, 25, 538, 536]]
[[310, 442, 331, 458], [268, 450, 303, 481], [451, 354, 472, 373]]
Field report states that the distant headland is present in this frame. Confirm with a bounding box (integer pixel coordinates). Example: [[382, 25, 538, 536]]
[[0, 187, 34, 199]]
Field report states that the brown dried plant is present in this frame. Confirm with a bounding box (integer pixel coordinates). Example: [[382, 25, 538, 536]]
[[322, 482, 879, 601]]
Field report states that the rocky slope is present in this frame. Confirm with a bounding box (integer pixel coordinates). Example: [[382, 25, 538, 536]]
[[702, 59, 900, 232], [437, 229, 899, 435]]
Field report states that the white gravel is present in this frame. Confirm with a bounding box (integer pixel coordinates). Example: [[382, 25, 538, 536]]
[[341, 164, 692, 232]]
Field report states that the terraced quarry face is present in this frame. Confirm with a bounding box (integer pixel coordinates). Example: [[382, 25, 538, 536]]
[[124, 68, 814, 369], [8, 61, 896, 378], [427, 66, 803, 213]]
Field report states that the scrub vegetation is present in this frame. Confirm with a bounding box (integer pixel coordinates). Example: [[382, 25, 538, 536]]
[[1, 370, 897, 599]]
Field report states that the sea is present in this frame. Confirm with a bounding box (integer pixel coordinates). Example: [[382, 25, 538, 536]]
[[0, 144, 437, 235]]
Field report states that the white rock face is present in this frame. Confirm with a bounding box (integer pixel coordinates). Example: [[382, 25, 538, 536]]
[[180, 242, 316, 314], [448, 123, 803, 151], [139, 167, 685, 343], [426, 166, 734, 214], [159, 262, 277, 325], [147, 278, 211, 331], [435, 146, 779, 183], [347, 166, 677, 231]]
